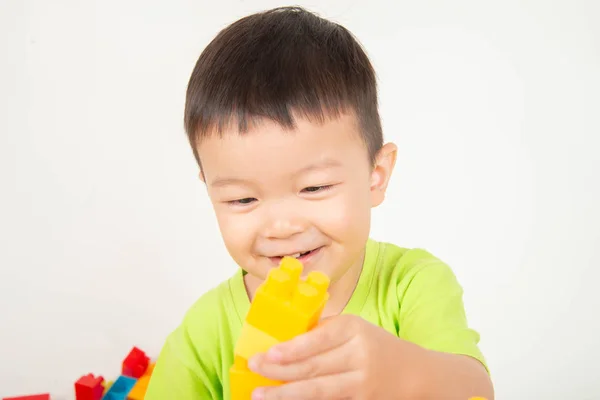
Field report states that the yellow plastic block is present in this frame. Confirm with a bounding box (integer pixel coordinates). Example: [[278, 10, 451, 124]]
[[234, 322, 280, 360], [127, 374, 150, 400], [146, 361, 156, 375], [230, 356, 282, 399], [127, 361, 155, 400], [230, 257, 330, 399], [102, 380, 113, 394], [246, 258, 330, 342]]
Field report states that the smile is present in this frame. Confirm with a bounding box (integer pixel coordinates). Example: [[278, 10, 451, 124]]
[[269, 246, 323, 264]]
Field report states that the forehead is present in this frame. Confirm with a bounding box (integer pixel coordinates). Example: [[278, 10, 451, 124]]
[[197, 113, 368, 182]]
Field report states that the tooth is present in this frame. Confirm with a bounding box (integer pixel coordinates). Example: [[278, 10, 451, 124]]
[[290, 253, 301, 258]]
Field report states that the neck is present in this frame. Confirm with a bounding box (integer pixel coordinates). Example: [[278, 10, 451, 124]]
[[321, 250, 365, 317]]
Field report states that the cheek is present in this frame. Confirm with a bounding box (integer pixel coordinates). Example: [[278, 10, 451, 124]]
[[213, 207, 257, 258], [314, 186, 371, 239]]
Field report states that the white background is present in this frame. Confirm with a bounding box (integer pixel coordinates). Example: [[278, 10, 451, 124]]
[[1, 0, 599, 398]]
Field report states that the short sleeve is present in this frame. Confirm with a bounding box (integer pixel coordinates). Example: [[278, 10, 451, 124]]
[[145, 283, 232, 400], [397, 260, 488, 373], [145, 325, 221, 399]]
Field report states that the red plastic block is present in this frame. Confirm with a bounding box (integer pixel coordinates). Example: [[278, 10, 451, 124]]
[[122, 346, 150, 378], [3, 395, 50, 400], [75, 373, 105, 400]]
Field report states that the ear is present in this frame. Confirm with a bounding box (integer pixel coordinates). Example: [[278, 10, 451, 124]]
[[370, 142, 398, 207]]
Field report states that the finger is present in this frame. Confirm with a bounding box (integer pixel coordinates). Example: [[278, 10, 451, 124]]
[[263, 315, 357, 364], [250, 337, 358, 381], [256, 370, 361, 400]]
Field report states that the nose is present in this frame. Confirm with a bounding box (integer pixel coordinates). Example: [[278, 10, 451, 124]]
[[260, 201, 307, 240]]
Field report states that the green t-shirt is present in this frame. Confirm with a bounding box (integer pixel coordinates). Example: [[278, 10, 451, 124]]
[[145, 239, 487, 399]]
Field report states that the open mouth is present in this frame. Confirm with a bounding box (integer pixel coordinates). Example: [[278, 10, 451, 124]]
[[289, 249, 313, 258], [270, 246, 323, 264]]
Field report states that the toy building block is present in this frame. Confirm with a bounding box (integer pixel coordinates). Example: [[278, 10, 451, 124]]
[[2, 395, 50, 400], [122, 347, 150, 378], [126, 374, 150, 400], [230, 256, 330, 399], [102, 375, 137, 400], [126, 362, 155, 400], [145, 361, 155, 376], [102, 380, 113, 395], [75, 373, 105, 400]]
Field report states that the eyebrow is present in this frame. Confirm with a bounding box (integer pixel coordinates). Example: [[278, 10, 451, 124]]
[[209, 158, 342, 188], [210, 177, 254, 188], [295, 158, 342, 176]]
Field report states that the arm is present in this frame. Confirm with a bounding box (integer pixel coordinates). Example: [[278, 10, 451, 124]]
[[246, 313, 492, 400], [242, 255, 493, 399], [420, 349, 494, 399], [397, 260, 494, 399]]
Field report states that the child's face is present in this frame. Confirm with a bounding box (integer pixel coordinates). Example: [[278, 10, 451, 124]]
[[197, 112, 396, 284]]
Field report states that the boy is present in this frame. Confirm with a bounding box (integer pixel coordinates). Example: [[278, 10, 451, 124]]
[[146, 6, 493, 400]]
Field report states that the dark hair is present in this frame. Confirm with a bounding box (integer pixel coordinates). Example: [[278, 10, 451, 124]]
[[184, 6, 382, 166]]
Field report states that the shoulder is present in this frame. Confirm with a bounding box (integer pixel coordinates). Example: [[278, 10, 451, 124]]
[[182, 274, 242, 334], [164, 271, 245, 377], [372, 239, 453, 287], [147, 273, 245, 399], [368, 239, 466, 324], [370, 240, 487, 370]]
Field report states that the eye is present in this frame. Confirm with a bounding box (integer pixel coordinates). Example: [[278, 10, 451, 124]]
[[302, 185, 333, 193], [227, 197, 257, 206]]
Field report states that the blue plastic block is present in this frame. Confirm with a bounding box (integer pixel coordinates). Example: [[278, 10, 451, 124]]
[[102, 375, 137, 400]]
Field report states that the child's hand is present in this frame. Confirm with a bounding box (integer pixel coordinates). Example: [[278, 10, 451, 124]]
[[248, 314, 425, 400]]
